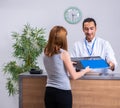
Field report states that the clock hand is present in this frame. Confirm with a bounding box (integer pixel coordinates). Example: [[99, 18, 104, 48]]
[[72, 13, 75, 21]]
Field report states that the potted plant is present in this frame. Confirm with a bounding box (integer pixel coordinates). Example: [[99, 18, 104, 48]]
[[3, 24, 47, 96]]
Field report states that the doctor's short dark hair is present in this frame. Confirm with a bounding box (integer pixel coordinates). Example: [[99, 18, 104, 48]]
[[82, 18, 97, 28]]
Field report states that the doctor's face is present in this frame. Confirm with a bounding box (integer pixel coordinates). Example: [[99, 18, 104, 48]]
[[83, 21, 96, 42]]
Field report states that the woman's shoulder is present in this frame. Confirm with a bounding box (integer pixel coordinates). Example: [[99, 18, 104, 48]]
[[60, 49, 68, 55], [60, 49, 70, 59]]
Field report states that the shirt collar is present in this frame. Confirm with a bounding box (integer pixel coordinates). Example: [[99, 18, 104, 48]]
[[85, 37, 96, 44]]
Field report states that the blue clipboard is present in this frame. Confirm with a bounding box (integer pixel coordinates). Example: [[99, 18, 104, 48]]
[[71, 56, 109, 71], [80, 59, 109, 69]]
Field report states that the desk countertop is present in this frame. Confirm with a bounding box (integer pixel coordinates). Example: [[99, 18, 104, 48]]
[[19, 71, 120, 80]]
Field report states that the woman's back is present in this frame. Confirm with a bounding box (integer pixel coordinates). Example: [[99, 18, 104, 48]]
[[43, 49, 71, 90]]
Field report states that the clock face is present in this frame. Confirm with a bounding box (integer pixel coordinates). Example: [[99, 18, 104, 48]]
[[64, 7, 82, 24]]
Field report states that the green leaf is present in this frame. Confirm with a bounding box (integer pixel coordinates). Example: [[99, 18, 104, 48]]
[[3, 23, 47, 96]]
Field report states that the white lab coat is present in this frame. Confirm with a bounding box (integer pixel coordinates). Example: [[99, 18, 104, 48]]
[[70, 37, 117, 72]]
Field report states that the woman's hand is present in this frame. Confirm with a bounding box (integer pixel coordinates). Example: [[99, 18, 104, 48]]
[[84, 66, 91, 73]]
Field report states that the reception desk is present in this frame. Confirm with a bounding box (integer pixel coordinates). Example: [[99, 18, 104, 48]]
[[19, 72, 120, 108]]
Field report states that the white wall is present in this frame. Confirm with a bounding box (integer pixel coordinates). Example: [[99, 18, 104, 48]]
[[0, 0, 120, 108]]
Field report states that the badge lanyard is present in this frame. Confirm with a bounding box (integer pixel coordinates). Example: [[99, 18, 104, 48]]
[[85, 38, 96, 56]]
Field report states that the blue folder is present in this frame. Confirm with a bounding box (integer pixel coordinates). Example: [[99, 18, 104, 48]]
[[80, 59, 109, 69]]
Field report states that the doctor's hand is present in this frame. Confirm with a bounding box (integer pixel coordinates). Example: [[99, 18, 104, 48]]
[[108, 61, 115, 71]]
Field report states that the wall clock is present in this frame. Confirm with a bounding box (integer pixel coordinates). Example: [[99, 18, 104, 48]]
[[64, 7, 82, 24]]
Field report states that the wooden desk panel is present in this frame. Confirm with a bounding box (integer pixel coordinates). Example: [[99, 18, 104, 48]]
[[19, 77, 46, 108], [19, 76, 120, 108], [71, 80, 120, 108]]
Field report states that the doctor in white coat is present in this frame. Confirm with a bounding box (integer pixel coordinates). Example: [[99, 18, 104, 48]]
[[71, 17, 117, 72]]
